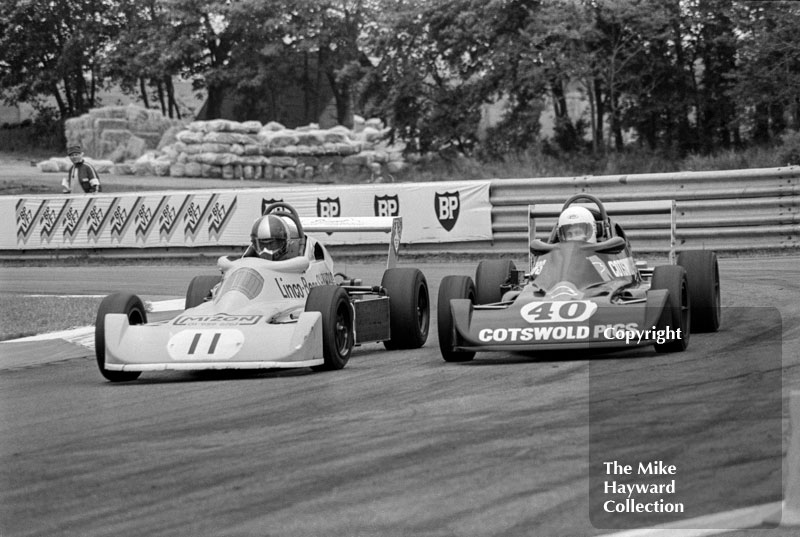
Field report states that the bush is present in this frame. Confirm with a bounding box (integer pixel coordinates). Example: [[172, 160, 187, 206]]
[[779, 130, 800, 165], [0, 108, 64, 155]]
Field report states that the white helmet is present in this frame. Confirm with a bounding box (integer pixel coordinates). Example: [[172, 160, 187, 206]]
[[557, 206, 596, 243], [250, 215, 290, 260]]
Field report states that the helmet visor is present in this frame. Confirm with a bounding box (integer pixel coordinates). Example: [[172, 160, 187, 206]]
[[256, 238, 285, 256], [558, 222, 594, 242]]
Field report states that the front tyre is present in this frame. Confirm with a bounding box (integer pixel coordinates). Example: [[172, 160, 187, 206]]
[[95, 293, 146, 382], [185, 275, 222, 309], [437, 275, 476, 362], [306, 286, 354, 371], [381, 268, 430, 350], [677, 250, 721, 332], [651, 265, 690, 353], [475, 259, 516, 305]]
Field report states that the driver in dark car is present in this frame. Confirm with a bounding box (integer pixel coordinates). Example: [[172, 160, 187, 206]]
[[556, 206, 597, 243]]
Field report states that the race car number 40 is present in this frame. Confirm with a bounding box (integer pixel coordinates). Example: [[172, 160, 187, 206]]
[[520, 300, 598, 323], [167, 329, 245, 361]]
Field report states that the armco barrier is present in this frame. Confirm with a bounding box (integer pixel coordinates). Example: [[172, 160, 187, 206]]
[[484, 166, 800, 255], [2, 166, 798, 260]]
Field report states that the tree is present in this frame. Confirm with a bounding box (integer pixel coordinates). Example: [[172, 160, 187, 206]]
[[363, 0, 546, 155], [730, 1, 800, 142], [0, 0, 119, 119], [282, 0, 378, 128], [105, 0, 189, 118]]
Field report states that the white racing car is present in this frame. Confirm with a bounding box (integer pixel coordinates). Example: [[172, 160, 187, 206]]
[[94, 202, 429, 382]]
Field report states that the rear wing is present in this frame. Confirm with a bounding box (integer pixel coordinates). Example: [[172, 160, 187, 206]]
[[301, 216, 403, 269], [528, 200, 676, 269]]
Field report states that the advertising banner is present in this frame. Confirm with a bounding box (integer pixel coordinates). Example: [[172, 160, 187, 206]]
[[2, 181, 492, 250]]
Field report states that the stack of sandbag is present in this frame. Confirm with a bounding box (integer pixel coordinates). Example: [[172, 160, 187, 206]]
[[63, 104, 184, 162], [39, 113, 407, 181], [155, 116, 403, 180]]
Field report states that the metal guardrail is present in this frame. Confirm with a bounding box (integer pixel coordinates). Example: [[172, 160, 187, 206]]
[[390, 167, 798, 257], [484, 166, 800, 255], [2, 167, 798, 260]]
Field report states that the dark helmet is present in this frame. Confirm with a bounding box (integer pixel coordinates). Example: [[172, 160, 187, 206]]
[[250, 215, 289, 260]]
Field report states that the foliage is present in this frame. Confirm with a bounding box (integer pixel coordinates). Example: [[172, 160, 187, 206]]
[[0, 107, 64, 154], [2, 0, 800, 160], [778, 131, 800, 166], [0, 0, 120, 117]]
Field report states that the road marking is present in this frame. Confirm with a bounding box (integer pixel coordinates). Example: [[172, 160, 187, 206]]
[[600, 501, 780, 537], [23, 294, 108, 298]]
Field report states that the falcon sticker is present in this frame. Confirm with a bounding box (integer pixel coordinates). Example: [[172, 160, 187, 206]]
[[159, 196, 189, 241], [39, 201, 69, 243], [208, 197, 236, 239], [136, 197, 168, 242]]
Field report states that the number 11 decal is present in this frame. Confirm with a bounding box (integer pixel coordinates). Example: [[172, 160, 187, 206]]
[[168, 329, 244, 361], [188, 332, 221, 355]]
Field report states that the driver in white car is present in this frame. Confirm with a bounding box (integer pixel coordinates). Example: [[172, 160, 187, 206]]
[[249, 214, 294, 261]]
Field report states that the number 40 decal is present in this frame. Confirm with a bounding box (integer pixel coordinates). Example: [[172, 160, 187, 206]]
[[520, 300, 598, 323], [167, 329, 244, 361]]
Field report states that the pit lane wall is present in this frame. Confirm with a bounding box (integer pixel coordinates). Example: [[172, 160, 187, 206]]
[[3, 181, 492, 252]]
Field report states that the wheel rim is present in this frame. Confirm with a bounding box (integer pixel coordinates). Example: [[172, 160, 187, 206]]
[[129, 308, 145, 326], [334, 304, 351, 355], [679, 280, 690, 329], [417, 286, 429, 335]]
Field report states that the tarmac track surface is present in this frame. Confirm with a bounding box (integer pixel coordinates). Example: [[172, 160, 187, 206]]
[[0, 257, 798, 537]]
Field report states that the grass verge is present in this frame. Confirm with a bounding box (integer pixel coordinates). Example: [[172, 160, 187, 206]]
[[0, 296, 101, 341]]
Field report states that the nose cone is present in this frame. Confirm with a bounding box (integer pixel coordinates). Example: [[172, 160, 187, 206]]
[[545, 281, 584, 300]]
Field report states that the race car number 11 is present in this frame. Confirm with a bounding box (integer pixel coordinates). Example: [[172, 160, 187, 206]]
[[167, 329, 245, 361], [520, 300, 598, 323]]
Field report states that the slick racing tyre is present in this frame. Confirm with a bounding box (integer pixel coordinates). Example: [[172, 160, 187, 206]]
[[437, 275, 476, 362], [95, 293, 146, 382], [185, 275, 223, 309], [475, 259, 517, 305], [677, 250, 721, 333], [651, 265, 690, 353], [306, 285, 354, 371], [381, 268, 430, 350]]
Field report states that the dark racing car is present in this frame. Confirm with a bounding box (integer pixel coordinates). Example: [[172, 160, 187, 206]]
[[437, 194, 720, 361]]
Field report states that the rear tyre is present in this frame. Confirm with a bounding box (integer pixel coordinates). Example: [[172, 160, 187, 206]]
[[475, 259, 516, 305], [437, 275, 476, 362], [677, 251, 721, 332], [185, 275, 222, 309], [381, 268, 430, 350], [651, 265, 690, 353], [95, 293, 145, 382], [306, 286, 353, 371]]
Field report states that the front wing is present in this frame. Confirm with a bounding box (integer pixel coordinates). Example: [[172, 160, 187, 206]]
[[448, 291, 670, 352], [103, 311, 324, 371]]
